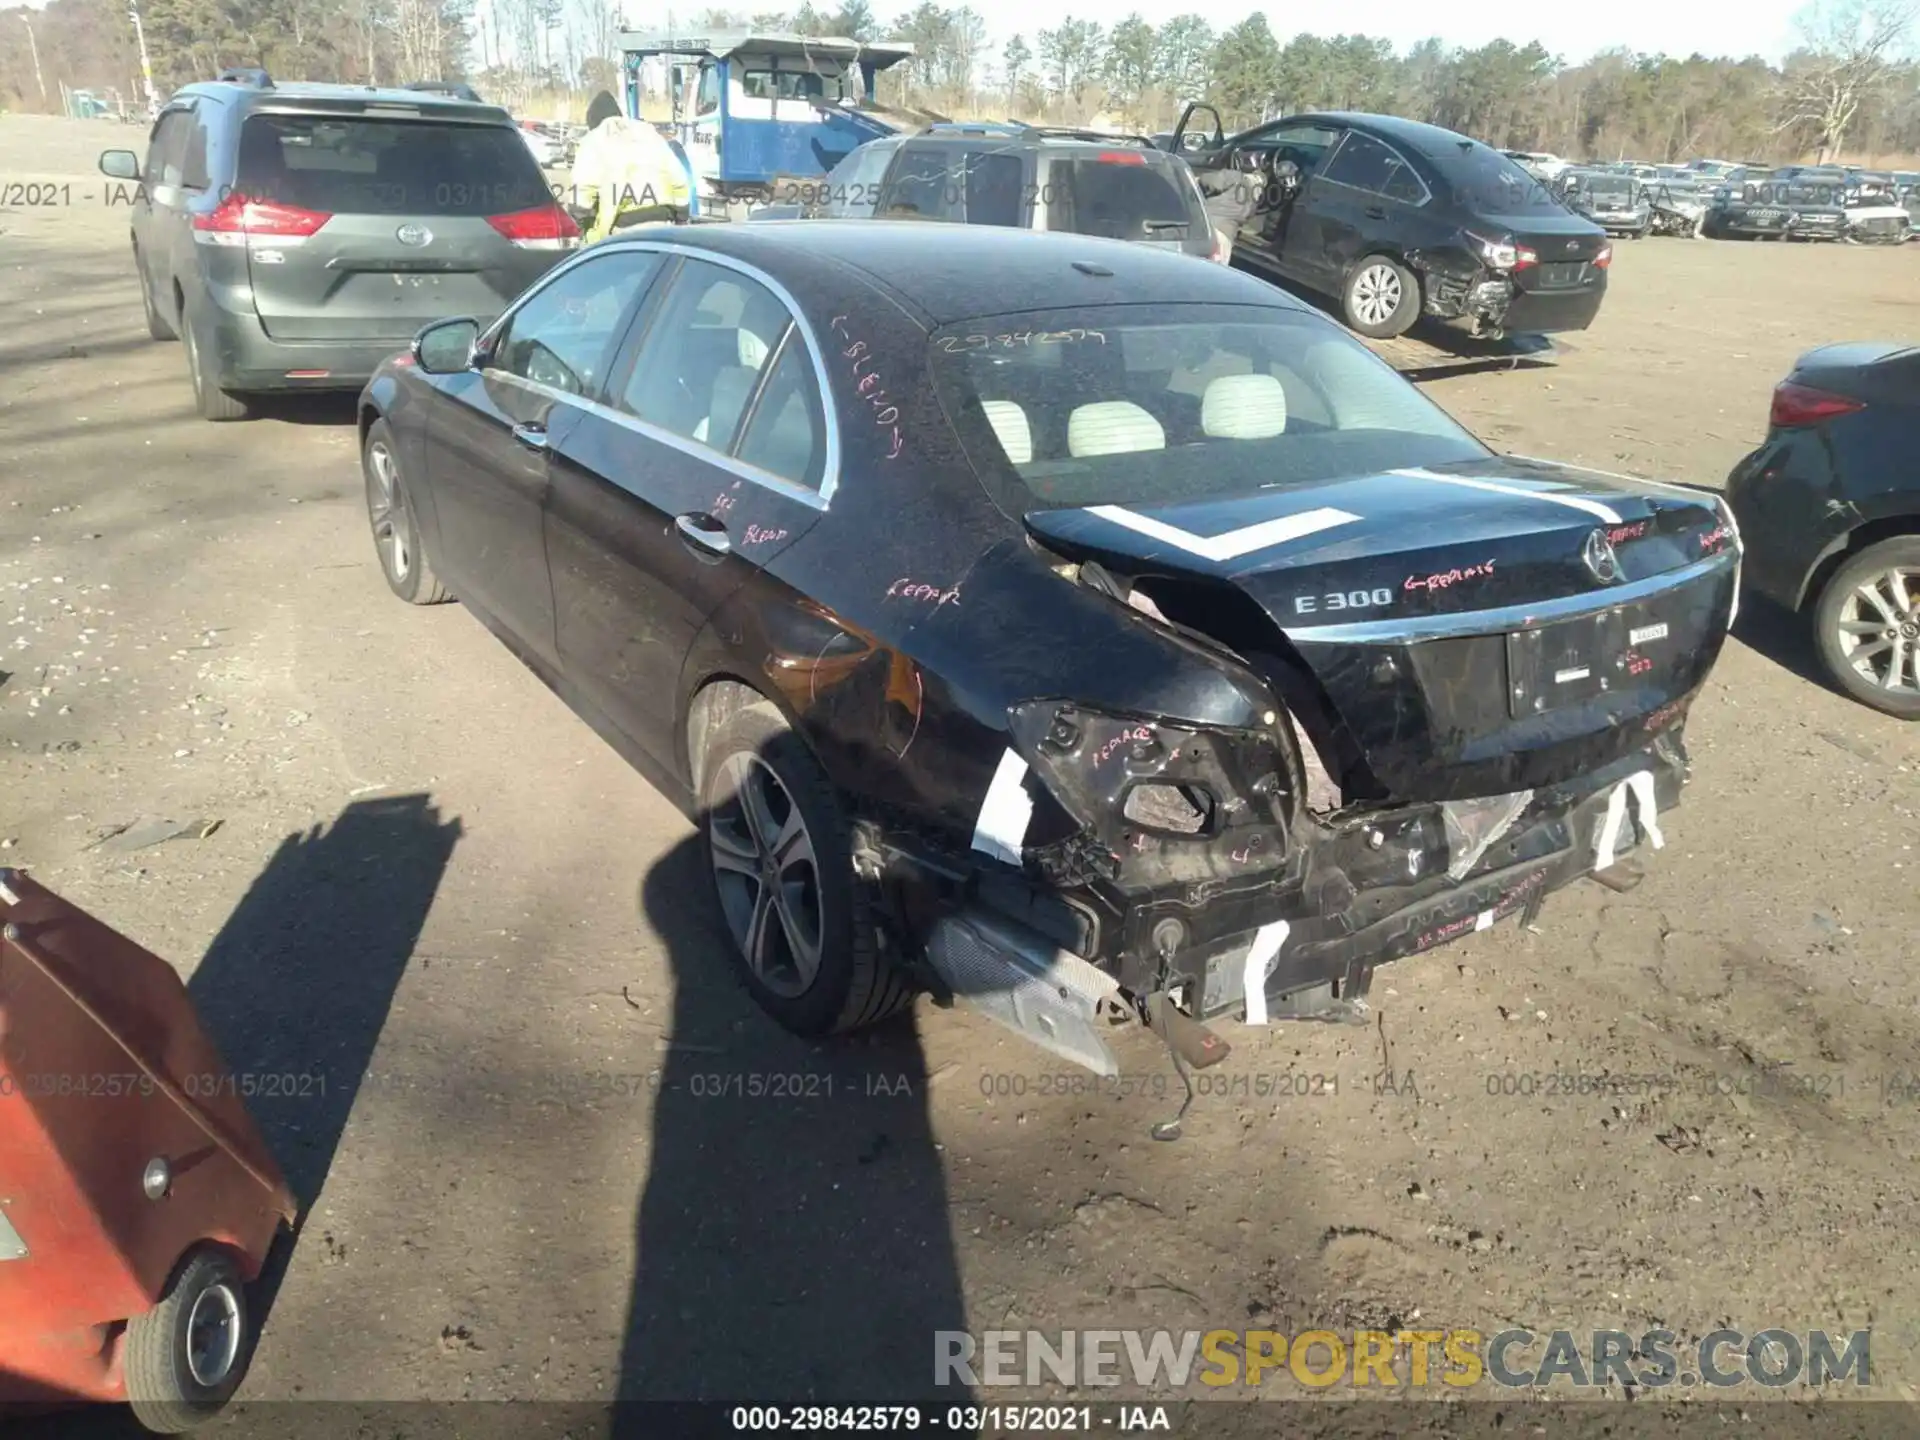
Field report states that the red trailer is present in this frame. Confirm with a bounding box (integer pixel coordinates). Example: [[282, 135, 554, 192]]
[[0, 867, 298, 1433]]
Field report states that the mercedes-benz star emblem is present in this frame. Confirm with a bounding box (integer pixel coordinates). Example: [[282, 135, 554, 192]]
[[1583, 528, 1623, 585], [396, 224, 432, 247]]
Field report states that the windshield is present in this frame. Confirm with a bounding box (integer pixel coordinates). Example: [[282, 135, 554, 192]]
[[1581, 176, 1637, 199], [928, 304, 1488, 514], [1784, 182, 1839, 205], [1436, 141, 1565, 216]]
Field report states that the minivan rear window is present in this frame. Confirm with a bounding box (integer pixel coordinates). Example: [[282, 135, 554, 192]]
[[236, 115, 550, 216], [1045, 158, 1198, 242]]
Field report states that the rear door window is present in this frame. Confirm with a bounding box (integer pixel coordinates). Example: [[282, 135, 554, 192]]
[[881, 146, 960, 220], [1321, 132, 1426, 204], [618, 259, 795, 450], [818, 140, 894, 218], [959, 150, 1025, 227], [1044, 156, 1199, 240], [235, 114, 549, 216], [146, 109, 192, 187]]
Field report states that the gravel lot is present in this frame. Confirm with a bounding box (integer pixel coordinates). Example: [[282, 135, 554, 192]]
[[4, 112, 1920, 1424]]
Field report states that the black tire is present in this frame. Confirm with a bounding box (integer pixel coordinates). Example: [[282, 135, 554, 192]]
[[362, 418, 452, 605], [181, 299, 252, 422], [124, 1246, 253, 1433], [1812, 536, 1920, 719], [701, 700, 913, 1035], [1341, 254, 1420, 339], [140, 261, 177, 342]]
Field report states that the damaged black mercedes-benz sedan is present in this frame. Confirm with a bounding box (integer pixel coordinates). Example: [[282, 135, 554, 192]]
[[359, 221, 1738, 1079]]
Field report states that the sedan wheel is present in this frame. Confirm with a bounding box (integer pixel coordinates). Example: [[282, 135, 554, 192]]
[[1814, 537, 1920, 718], [361, 418, 451, 605], [707, 750, 824, 999], [1342, 255, 1419, 339], [698, 698, 913, 1034]]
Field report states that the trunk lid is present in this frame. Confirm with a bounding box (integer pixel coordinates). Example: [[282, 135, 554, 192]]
[[1025, 457, 1736, 802], [230, 110, 568, 343], [1501, 211, 1609, 292]]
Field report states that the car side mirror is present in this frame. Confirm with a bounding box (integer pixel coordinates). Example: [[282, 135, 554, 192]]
[[99, 149, 141, 181], [413, 317, 481, 375]]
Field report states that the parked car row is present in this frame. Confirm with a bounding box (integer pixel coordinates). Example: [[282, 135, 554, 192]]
[[96, 77, 1919, 1097]]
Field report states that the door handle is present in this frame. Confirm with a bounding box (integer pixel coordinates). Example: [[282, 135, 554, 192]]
[[511, 423, 548, 451], [675, 512, 731, 560], [1364, 205, 1387, 220]]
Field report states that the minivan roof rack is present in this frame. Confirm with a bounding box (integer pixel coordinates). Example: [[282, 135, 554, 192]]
[[217, 67, 273, 88], [1012, 122, 1160, 148]]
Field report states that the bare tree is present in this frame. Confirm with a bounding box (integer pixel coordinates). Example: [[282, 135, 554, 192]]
[[1777, 0, 1915, 160]]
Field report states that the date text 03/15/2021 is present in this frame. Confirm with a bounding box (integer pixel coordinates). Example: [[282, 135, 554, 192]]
[[727, 1405, 1172, 1431]]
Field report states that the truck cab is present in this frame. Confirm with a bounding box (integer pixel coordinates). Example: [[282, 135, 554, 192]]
[[618, 30, 917, 210]]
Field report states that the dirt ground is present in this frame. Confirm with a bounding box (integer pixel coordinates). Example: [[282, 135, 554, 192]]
[[4, 112, 1920, 1425]]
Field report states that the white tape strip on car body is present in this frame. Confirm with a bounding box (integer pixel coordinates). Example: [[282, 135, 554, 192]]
[[1390, 467, 1623, 525], [1593, 769, 1665, 871], [1241, 921, 1290, 1026], [971, 749, 1034, 865], [1084, 504, 1362, 563]]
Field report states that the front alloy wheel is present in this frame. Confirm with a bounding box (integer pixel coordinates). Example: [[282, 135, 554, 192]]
[[1815, 537, 1920, 718], [360, 418, 451, 605]]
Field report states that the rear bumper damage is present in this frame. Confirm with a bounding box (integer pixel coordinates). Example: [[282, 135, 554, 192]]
[[899, 721, 1690, 1076], [1421, 268, 1605, 337]]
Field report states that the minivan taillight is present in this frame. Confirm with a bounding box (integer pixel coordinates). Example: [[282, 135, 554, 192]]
[[1770, 380, 1865, 429], [1593, 242, 1614, 268], [486, 203, 581, 249], [192, 193, 332, 243]]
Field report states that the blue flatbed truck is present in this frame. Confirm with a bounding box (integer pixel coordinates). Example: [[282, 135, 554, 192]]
[[617, 30, 923, 217]]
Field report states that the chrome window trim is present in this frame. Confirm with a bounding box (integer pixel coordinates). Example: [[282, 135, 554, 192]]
[[1286, 551, 1737, 646], [479, 239, 841, 505], [485, 372, 830, 512]]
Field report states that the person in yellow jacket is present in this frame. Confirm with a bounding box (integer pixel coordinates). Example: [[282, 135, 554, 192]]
[[573, 90, 692, 242]]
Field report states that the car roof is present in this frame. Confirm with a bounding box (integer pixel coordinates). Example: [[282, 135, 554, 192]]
[[173, 80, 510, 120], [609, 220, 1307, 327], [1286, 112, 1500, 161], [906, 125, 1170, 155]]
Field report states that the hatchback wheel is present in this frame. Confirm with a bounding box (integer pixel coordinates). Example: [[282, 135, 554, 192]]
[[701, 700, 912, 1035], [1342, 255, 1419, 339], [362, 419, 451, 605], [1813, 536, 1920, 718]]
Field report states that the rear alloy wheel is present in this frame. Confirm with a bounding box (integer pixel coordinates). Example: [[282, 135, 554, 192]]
[[1342, 255, 1420, 339], [1813, 537, 1920, 718], [701, 701, 912, 1035], [181, 303, 252, 422], [362, 419, 451, 605]]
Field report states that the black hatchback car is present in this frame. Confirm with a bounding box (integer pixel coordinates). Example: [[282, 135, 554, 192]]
[[98, 72, 578, 421], [1170, 107, 1610, 340], [1727, 343, 1920, 718], [358, 222, 1734, 1072]]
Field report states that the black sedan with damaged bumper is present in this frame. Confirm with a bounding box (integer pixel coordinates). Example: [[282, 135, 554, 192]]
[[357, 221, 1736, 1083], [1172, 106, 1610, 341]]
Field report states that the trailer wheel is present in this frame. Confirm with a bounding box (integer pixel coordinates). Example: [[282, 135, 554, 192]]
[[125, 1246, 253, 1433]]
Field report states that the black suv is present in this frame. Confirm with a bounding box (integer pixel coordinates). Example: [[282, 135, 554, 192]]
[[766, 123, 1223, 263], [98, 70, 579, 420], [1171, 106, 1610, 340]]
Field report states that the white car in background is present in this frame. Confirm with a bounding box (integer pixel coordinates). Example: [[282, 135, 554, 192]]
[[519, 125, 560, 168], [1503, 150, 1570, 182]]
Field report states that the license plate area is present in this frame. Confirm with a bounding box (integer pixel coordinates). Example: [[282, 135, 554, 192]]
[[1535, 261, 1588, 288], [1507, 611, 1617, 717]]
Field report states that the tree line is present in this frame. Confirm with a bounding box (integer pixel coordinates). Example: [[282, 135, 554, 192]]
[[4, 0, 1915, 164]]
